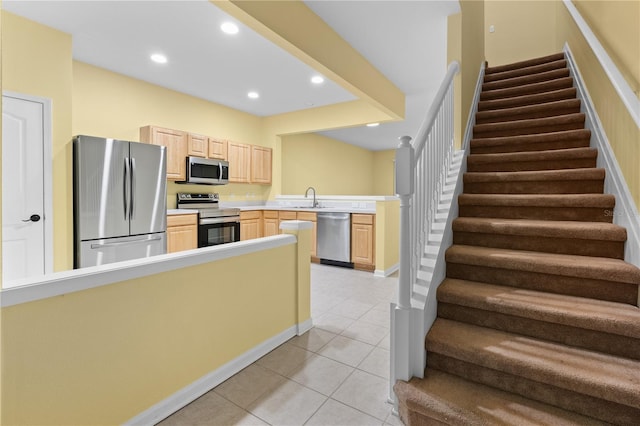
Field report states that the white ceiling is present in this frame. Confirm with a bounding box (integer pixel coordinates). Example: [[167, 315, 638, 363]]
[[2, 0, 460, 151]]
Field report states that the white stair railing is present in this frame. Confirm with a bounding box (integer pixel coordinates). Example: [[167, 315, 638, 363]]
[[390, 61, 459, 400]]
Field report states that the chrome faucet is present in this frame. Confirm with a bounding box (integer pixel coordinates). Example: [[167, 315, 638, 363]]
[[305, 186, 318, 208]]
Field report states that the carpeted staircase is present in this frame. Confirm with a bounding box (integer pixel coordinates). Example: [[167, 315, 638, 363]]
[[394, 52, 640, 425]]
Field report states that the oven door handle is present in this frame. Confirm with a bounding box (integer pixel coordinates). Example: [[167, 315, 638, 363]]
[[200, 216, 241, 225]]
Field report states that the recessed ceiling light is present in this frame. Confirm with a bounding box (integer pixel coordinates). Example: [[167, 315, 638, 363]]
[[247, 91, 259, 99], [150, 53, 168, 64], [367, 122, 380, 127], [311, 75, 324, 84], [221, 22, 239, 35]]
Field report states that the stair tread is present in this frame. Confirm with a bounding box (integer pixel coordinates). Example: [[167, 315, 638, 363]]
[[427, 319, 640, 408], [470, 129, 591, 149], [438, 278, 640, 339], [478, 87, 577, 112], [458, 193, 615, 207], [474, 113, 585, 134], [464, 168, 605, 182], [482, 68, 570, 91], [452, 217, 626, 241], [395, 368, 607, 426], [476, 99, 581, 122], [467, 147, 597, 164], [485, 53, 566, 74], [445, 245, 640, 284], [480, 77, 574, 101], [484, 59, 568, 83]]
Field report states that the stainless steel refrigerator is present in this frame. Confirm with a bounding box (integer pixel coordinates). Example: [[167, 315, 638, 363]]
[[73, 135, 167, 268]]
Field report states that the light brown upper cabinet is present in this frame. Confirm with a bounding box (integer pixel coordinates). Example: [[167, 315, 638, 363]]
[[228, 141, 251, 183], [188, 133, 208, 158], [208, 138, 228, 160], [251, 145, 272, 184], [140, 126, 188, 181]]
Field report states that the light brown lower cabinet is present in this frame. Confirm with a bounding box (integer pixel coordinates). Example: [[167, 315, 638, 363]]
[[167, 214, 198, 253], [240, 211, 262, 241], [351, 213, 375, 270], [263, 210, 280, 237]]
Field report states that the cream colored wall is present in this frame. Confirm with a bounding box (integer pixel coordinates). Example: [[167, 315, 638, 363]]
[[484, 1, 558, 67], [372, 150, 396, 196], [460, 1, 486, 137], [555, 1, 640, 209], [1, 242, 303, 425], [72, 61, 272, 208], [2, 12, 73, 271], [572, 0, 640, 94], [280, 133, 374, 195], [375, 200, 400, 273]]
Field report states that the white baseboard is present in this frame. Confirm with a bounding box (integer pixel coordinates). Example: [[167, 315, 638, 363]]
[[297, 318, 313, 335], [374, 263, 399, 277], [564, 45, 640, 270], [125, 324, 298, 426]]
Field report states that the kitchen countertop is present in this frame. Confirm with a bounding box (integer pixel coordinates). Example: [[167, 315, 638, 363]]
[[235, 205, 377, 214], [167, 209, 198, 215]]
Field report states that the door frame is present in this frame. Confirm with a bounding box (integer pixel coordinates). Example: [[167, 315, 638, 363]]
[[3, 90, 54, 275]]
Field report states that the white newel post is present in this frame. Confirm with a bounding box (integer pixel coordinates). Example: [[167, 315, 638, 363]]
[[390, 136, 414, 409]]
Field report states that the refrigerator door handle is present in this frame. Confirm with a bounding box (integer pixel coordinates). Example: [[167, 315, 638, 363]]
[[123, 157, 130, 220], [130, 157, 136, 220], [90, 235, 162, 249]]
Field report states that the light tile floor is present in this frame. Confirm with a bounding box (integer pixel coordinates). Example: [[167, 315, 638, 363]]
[[158, 263, 402, 426]]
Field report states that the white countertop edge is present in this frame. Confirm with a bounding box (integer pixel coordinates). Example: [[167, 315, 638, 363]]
[[280, 220, 313, 231], [237, 206, 377, 214], [1, 235, 296, 308], [167, 209, 198, 215], [276, 195, 398, 201]]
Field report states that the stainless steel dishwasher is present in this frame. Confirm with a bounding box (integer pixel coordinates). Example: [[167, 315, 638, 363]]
[[317, 212, 353, 267]]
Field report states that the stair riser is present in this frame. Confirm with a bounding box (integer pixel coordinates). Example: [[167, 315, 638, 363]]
[[474, 121, 584, 138], [467, 157, 597, 172], [478, 88, 577, 112], [463, 180, 604, 194], [475, 104, 581, 125], [452, 231, 624, 259], [446, 263, 638, 304], [427, 354, 640, 426], [482, 69, 570, 92], [480, 78, 574, 101], [458, 205, 614, 223], [437, 304, 640, 360], [484, 60, 567, 83], [396, 404, 449, 426], [470, 139, 591, 154]]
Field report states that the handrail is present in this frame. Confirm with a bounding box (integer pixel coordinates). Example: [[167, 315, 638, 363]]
[[395, 61, 460, 310], [414, 61, 461, 158]]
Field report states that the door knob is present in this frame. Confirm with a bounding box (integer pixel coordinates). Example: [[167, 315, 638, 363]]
[[22, 214, 41, 222]]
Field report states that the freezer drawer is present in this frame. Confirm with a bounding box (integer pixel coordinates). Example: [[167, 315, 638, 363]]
[[78, 233, 166, 268], [317, 212, 351, 264]]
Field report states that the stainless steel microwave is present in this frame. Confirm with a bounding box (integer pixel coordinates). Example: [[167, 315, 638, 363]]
[[180, 156, 229, 185]]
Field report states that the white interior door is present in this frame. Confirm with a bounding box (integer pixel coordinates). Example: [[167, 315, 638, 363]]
[[2, 94, 50, 285]]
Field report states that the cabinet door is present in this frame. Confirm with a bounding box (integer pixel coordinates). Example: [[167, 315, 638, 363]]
[[297, 211, 317, 257], [278, 211, 297, 233], [208, 138, 228, 160], [188, 133, 208, 157], [167, 214, 197, 253], [263, 211, 279, 237], [240, 211, 262, 240], [228, 141, 251, 183], [251, 145, 272, 184], [140, 126, 187, 181], [351, 214, 375, 267]]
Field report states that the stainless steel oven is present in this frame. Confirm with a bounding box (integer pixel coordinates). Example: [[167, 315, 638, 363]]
[[177, 193, 240, 247]]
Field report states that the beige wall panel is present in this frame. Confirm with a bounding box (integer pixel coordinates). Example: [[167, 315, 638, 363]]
[[372, 149, 396, 196], [460, 0, 486, 137], [281, 133, 374, 195], [484, 0, 558, 67]]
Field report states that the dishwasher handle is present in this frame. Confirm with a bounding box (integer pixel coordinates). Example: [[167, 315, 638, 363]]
[[317, 212, 351, 221]]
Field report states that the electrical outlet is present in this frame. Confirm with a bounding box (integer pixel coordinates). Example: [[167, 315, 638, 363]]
[[489, 25, 495, 33]]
